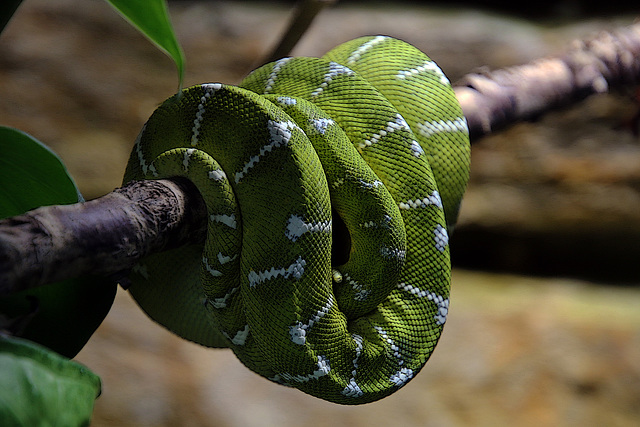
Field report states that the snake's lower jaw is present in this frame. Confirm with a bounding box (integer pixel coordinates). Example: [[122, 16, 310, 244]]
[[124, 36, 470, 404]]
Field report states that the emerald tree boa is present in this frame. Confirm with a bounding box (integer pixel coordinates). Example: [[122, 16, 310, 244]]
[[124, 36, 470, 404]]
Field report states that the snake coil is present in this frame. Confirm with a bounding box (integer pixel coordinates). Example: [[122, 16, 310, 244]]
[[124, 36, 470, 404]]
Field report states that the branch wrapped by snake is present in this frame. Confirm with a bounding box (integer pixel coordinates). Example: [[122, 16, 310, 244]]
[[123, 36, 470, 404]]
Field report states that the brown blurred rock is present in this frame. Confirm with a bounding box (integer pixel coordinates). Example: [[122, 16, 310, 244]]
[[453, 92, 640, 280], [75, 272, 640, 427]]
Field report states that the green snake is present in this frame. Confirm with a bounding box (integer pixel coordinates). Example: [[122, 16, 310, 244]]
[[123, 36, 470, 404]]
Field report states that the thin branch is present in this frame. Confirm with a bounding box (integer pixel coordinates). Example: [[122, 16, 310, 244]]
[[0, 0, 23, 37], [456, 21, 640, 142], [0, 178, 207, 296], [1, 22, 640, 295], [259, 0, 338, 65]]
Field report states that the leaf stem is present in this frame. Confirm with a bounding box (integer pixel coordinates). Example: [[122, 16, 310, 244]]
[[0, 0, 23, 37], [260, 0, 338, 65]]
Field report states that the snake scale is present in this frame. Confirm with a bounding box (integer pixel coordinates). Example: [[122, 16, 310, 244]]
[[123, 36, 470, 404]]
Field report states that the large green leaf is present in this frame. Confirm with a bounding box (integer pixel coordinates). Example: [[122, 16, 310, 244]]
[[0, 126, 82, 219], [0, 276, 116, 359], [0, 127, 116, 358], [106, 0, 185, 87], [0, 336, 101, 426]]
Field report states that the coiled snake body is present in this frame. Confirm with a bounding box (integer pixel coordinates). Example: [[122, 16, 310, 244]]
[[124, 36, 470, 404]]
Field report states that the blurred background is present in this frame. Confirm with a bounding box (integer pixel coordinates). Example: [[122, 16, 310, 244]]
[[1, 0, 639, 425]]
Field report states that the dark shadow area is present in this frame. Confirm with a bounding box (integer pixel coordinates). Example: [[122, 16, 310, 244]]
[[451, 225, 640, 284]]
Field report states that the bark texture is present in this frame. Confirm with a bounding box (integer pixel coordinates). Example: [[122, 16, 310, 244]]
[[456, 22, 640, 141], [0, 178, 207, 295]]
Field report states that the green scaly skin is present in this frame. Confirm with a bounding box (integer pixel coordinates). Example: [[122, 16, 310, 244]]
[[123, 36, 470, 404]]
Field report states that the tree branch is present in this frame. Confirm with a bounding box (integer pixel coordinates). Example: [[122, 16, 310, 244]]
[[259, 0, 338, 66], [0, 178, 207, 296], [456, 21, 640, 141], [1, 22, 640, 295]]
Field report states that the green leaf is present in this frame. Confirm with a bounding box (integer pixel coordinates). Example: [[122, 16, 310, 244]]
[[105, 0, 185, 88], [0, 336, 100, 426], [0, 126, 82, 219], [0, 126, 116, 358], [0, 277, 117, 359]]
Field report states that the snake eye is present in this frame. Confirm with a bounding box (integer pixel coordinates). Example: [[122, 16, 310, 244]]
[[331, 270, 343, 283], [331, 207, 351, 267]]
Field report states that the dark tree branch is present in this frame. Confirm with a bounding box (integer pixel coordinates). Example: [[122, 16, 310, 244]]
[[1, 22, 640, 295], [0, 0, 23, 37], [456, 21, 640, 142], [259, 0, 338, 66], [0, 178, 207, 296]]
